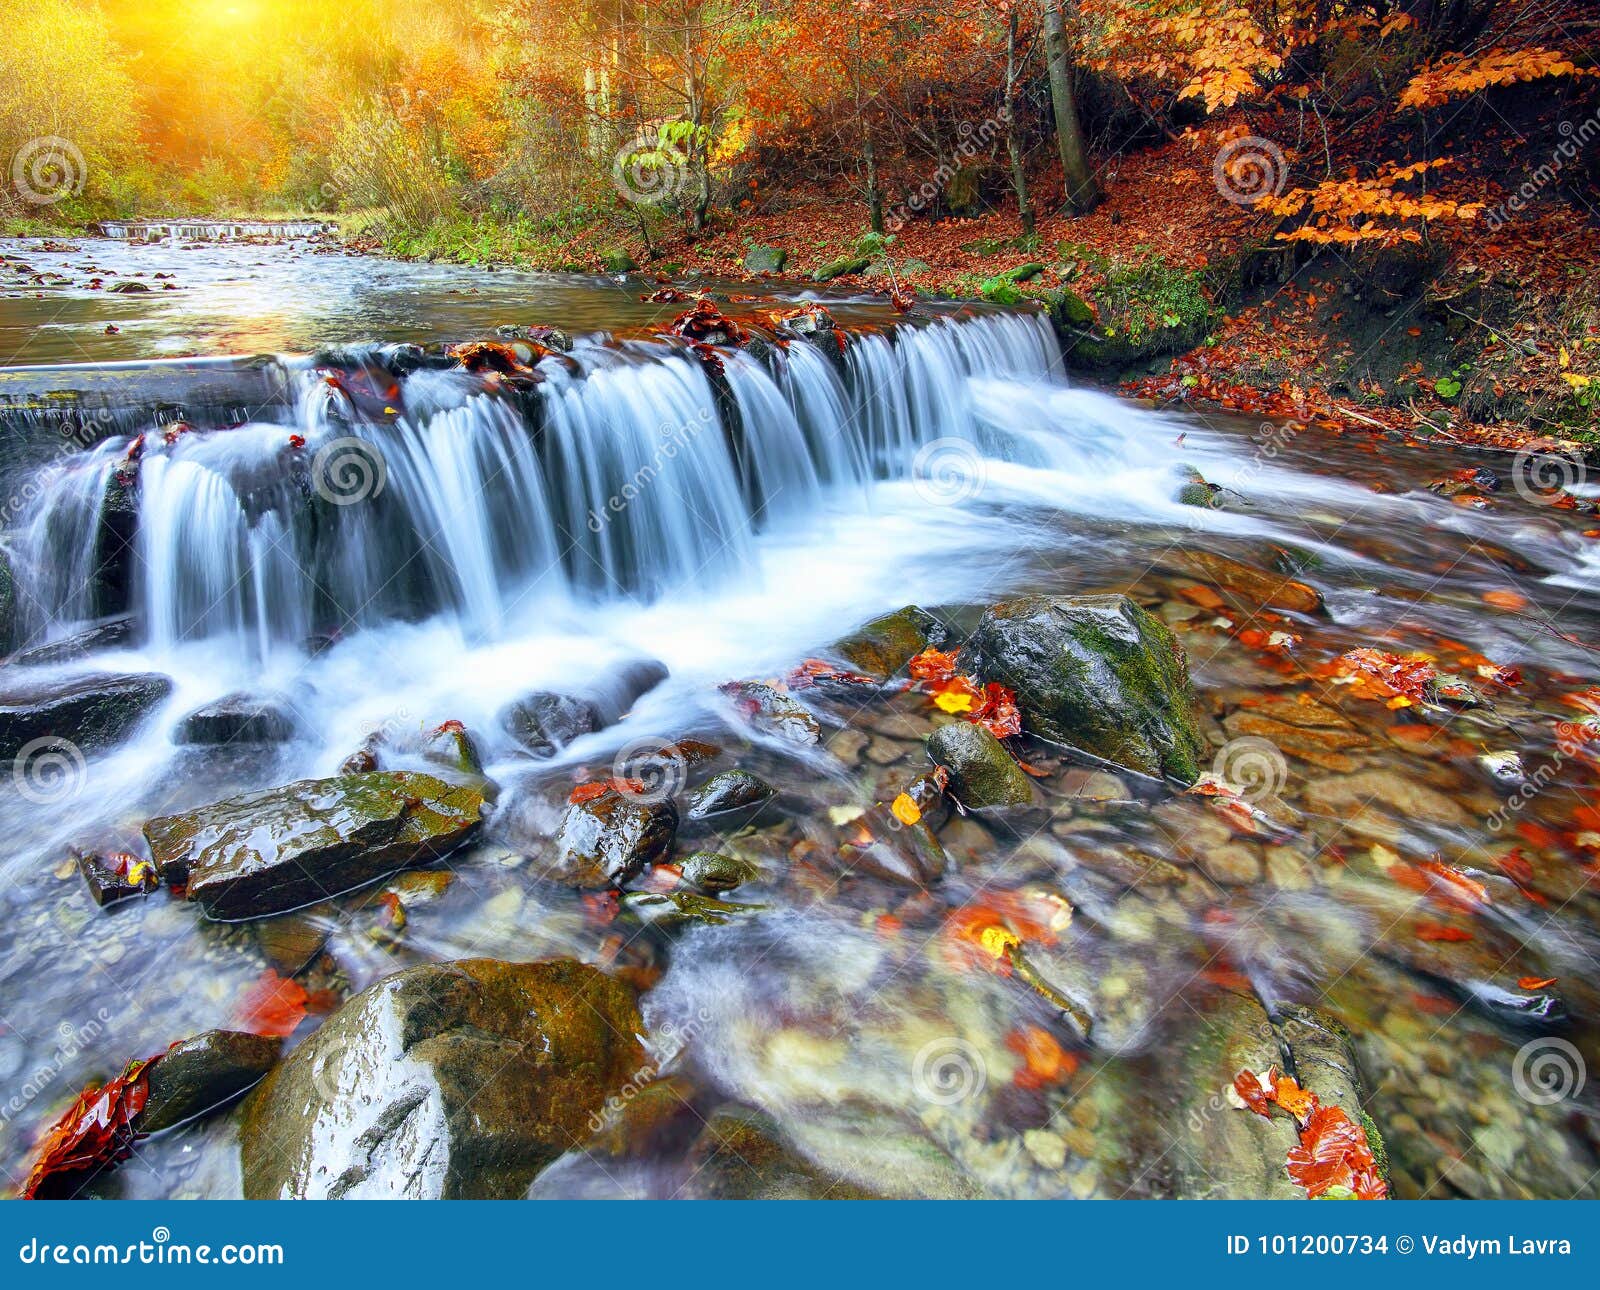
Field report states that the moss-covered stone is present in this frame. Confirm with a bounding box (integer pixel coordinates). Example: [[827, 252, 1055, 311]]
[[679, 850, 759, 893], [812, 256, 871, 282], [962, 594, 1205, 783], [743, 244, 787, 274], [144, 771, 485, 919], [926, 721, 1036, 809], [600, 247, 637, 273], [834, 604, 949, 678], [239, 959, 643, 1198], [141, 1030, 280, 1133]]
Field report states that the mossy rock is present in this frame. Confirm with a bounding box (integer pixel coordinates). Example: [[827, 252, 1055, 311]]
[[833, 604, 950, 678], [600, 248, 638, 273], [961, 594, 1205, 782], [145, 771, 486, 919], [1040, 287, 1095, 330], [743, 244, 787, 274], [926, 721, 1035, 809], [239, 959, 643, 1198], [812, 256, 871, 282]]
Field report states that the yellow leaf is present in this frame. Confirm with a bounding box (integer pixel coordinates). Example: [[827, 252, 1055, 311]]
[[978, 924, 1021, 959], [934, 689, 975, 714], [1560, 345, 1572, 369], [890, 792, 921, 826]]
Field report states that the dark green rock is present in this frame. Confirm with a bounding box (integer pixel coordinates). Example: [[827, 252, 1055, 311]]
[[141, 1029, 280, 1133], [679, 850, 758, 893], [743, 245, 787, 274], [0, 671, 172, 759], [539, 787, 677, 888], [239, 959, 643, 1198], [621, 889, 763, 930], [834, 604, 949, 678], [926, 721, 1035, 808], [812, 256, 871, 282], [962, 594, 1205, 782], [686, 769, 776, 821], [600, 248, 637, 273], [144, 771, 486, 919]]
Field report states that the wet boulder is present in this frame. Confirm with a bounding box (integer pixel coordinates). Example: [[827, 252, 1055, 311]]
[[926, 721, 1035, 809], [719, 680, 820, 746], [679, 850, 759, 893], [144, 771, 486, 919], [686, 769, 777, 823], [833, 604, 951, 678], [961, 594, 1205, 783], [498, 690, 600, 756], [680, 1105, 875, 1199], [141, 1030, 280, 1133], [8, 615, 135, 665], [0, 671, 172, 759], [536, 786, 677, 889], [174, 692, 300, 746], [239, 959, 643, 1199], [1178, 549, 1323, 615], [743, 245, 788, 275]]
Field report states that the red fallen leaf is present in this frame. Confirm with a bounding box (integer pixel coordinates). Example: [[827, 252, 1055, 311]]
[[1285, 1104, 1387, 1199], [642, 287, 690, 303], [1005, 1025, 1078, 1090], [1233, 1068, 1273, 1118], [568, 777, 649, 805], [1014, 759, 1052, 778], [1271, 1072, 1318, 1124], [787, 658, 878, 689], [1518, 975, 1559, 990], [235, 970, 309, 1038], [23, 1058, 156, 1199], [908, 647, 960, 684], [582, 890, 620, 924], [1415, 921, 1474, 942], [287, 433, 306, 450], [971, 682, 1022, 740], [1391, 858, 1489, 911]]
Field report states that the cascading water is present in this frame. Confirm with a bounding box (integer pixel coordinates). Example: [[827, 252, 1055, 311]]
[[7, 311, 1067, 659]]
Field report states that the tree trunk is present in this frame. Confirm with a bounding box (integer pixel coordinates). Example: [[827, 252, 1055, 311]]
[[1043, 0, 1100, 215], [863, 128, 884, 233], [1004, 12, 1035, 235]]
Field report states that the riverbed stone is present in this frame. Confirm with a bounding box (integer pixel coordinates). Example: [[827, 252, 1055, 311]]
[[833, 604, 950, 678], [0, 671, 172, 758], [679, 850, 759, 893], [7, 615, 136, 665], [141, 1029, 280, 1133], [743, 245, 787, 274], [538, 787, 677, 888], [499, 690, 601, 755], [1301, 768, 1469, 844], [239, 958, 643, 1198], [1179, 549, 1323, 615], [144, 771, 486, 919], [926, 721, 1035, 808], [174, 692, 300, 746], [686, 769, 776, 821], [720, 680, 820, 746], [961, 594, 1205, 782]]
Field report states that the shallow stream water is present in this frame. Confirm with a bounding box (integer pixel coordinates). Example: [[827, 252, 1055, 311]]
[[1, 235, 1598, 1200]]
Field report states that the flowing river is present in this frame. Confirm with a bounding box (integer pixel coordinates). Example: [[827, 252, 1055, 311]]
[[0, 234, 1597, 1200]]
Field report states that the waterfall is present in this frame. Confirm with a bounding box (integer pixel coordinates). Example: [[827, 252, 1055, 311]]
[[5, 310, 1063, 659]]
